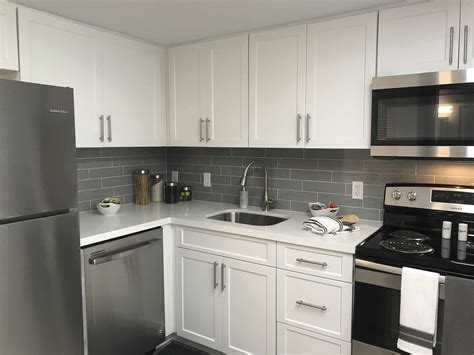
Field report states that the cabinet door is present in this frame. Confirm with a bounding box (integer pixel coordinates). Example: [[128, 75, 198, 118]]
[[277, 323, 351, 355], [460, 0, 474, 69], [175, 248, 221, 350], [249, 25, 306, 147], [18, 8, 103, 147], [0, 2, 18, 72], [306, 13, 376, 148], [101, 33, 166, 147], [221, 258, 276, 355], [378, 2, 460, 76], [202, 36, 249, 147], [168, 45, 203, 146]]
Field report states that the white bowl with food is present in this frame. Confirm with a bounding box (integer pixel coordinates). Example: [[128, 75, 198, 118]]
[[97, 197, 121, 216], [308, 202, 339, 217]]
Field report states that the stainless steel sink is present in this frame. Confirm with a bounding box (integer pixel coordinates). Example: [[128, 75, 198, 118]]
[[207, 210, 288, 226]]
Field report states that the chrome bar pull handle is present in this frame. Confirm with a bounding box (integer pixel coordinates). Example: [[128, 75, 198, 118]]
[[221, 263, 226, 291], [213, 262, 218, 289], [296, 257, 327, 267], [464, 25, 469, 64], [106, 115, 112, 142], [297, 114, 302, 142], [449, 26, 454, 65], [306, 114, 311, 142], [206, 118, 211, 142], [99, 115, 104, 142], [199, 118, 204, 142], [296, 300, 327, 311]]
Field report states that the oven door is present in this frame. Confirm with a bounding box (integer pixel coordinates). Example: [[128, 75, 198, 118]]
[[370, 70, 474, 158], [353, 260, 444, 355]]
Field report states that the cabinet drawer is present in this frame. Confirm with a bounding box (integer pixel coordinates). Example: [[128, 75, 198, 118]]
[[175, 226, 276, 266], [277, 323, 351, 355], [277, 270, 352, 341], [277, 243, 352, 282]]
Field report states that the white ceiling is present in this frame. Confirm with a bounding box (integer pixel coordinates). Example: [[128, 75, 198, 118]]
[[12, 0, 411, 46]]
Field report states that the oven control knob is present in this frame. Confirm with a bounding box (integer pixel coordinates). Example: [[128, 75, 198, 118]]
[[407, 191, 417, 201], [391, 190, 402, 200]]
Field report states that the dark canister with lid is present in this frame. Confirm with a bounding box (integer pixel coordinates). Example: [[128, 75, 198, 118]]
[[180, 185, 192, 201], [164, 181, 179, 204]]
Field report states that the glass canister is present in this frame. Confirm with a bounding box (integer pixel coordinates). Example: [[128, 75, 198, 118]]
[[150, 173, 164, 202], [164, 181, 179, 204], [134, 169, 150, 205], [180, 185, 192, 201]]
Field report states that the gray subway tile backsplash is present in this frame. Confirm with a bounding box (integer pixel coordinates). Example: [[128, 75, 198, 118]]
[[76, 146, 474, 221], [76, 147, 166, 211]]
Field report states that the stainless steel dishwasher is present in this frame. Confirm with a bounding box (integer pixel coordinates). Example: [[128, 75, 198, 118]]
[[82, 228, 165, 355]]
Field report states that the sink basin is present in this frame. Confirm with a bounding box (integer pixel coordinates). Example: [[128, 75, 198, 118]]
[[207, 210, 288, 226]]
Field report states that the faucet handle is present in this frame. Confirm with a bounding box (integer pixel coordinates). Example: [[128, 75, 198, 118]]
[[266, 198, 276, 210]]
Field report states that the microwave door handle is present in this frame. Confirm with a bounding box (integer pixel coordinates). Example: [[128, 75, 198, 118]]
[[89, 239, 159, 265]]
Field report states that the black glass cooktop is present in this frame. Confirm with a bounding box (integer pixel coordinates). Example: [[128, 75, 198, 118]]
[[356, 227, 474, 279]]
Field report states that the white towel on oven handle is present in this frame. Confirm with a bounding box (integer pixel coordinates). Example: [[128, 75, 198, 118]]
[[397, 267, 440, 355]]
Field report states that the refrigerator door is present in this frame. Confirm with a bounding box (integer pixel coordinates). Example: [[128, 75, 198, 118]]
[[0, 212, 84, 354], [0, 80, 77, 220]]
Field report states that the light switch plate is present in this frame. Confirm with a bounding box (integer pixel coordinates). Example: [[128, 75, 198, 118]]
[[203, 173, 211, 187], [352, 181, 363, 200], [172, 170, 179, 182]]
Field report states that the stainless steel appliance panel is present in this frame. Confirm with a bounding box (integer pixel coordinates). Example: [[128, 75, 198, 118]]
[[0, 212, 84, 355], [0, 80, 77, 220], [83, 228, 165, 355]]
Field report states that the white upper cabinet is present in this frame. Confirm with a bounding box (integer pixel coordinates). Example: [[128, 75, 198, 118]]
[[168, 45, 202, 146], [306, 12, 377, 148], [168, 36, 248, 147], [0, 2, 18, 72], [18, 7, 166, 147], [18, 8, 102, 147], [249, 25, 306, 148], [101, 33, 166, 147], [202, 36, 248, 147], [378, 2, 461, 76], [460, 0, 474, 69]]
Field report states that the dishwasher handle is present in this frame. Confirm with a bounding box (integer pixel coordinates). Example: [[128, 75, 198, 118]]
[[89, 239, 160, 265]]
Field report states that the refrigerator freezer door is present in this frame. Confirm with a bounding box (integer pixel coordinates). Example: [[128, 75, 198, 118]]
[[0, 212, 84, 354], [0, 80, 77, 220]]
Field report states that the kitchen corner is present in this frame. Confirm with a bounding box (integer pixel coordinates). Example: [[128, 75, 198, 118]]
[[79, 200, 381, 251]]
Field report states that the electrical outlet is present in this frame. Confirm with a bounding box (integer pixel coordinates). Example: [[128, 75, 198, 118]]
[[352, 181, 364, 200], [172, 170, 179, 182], [203, 173, 211, 187]]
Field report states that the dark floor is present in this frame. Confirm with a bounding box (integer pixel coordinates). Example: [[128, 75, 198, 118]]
[[153, 335, 223, 355]]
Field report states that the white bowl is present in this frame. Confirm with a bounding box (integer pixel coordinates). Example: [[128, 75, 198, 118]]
[[308, 203, 339, 217], [97, 197, 121, 216]]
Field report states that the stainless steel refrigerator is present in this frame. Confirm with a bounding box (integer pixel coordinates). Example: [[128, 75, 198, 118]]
[[0, 80, 84, 354]]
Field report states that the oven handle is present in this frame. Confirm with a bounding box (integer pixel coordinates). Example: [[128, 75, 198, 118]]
[[355, 259, 446, 284]]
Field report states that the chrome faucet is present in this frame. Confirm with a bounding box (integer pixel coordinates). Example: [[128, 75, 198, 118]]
[[240, 161, 276, 212]]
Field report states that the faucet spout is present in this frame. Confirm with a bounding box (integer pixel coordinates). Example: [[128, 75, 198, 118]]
[[240, 160, 275, 211]]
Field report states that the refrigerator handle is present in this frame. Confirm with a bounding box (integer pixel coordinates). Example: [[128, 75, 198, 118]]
[[89, 239, 159, 265]]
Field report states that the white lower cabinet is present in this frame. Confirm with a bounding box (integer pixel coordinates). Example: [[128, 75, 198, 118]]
[[176, 247, 276, 354], [277, 323, 351, 355], [175, 247, 222, 349], [175, 232, 354, 355], [277, 269, 352, 342]]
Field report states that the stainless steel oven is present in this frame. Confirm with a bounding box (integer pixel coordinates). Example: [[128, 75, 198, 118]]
[[371, 69, 474, 158], [353, 260, 445, 355]]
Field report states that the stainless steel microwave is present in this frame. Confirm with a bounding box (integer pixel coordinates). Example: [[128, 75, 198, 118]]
[[371, 69, 474, 158]]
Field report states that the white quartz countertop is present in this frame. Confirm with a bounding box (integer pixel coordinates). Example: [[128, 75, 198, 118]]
[[79, 200, 381, 253]]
